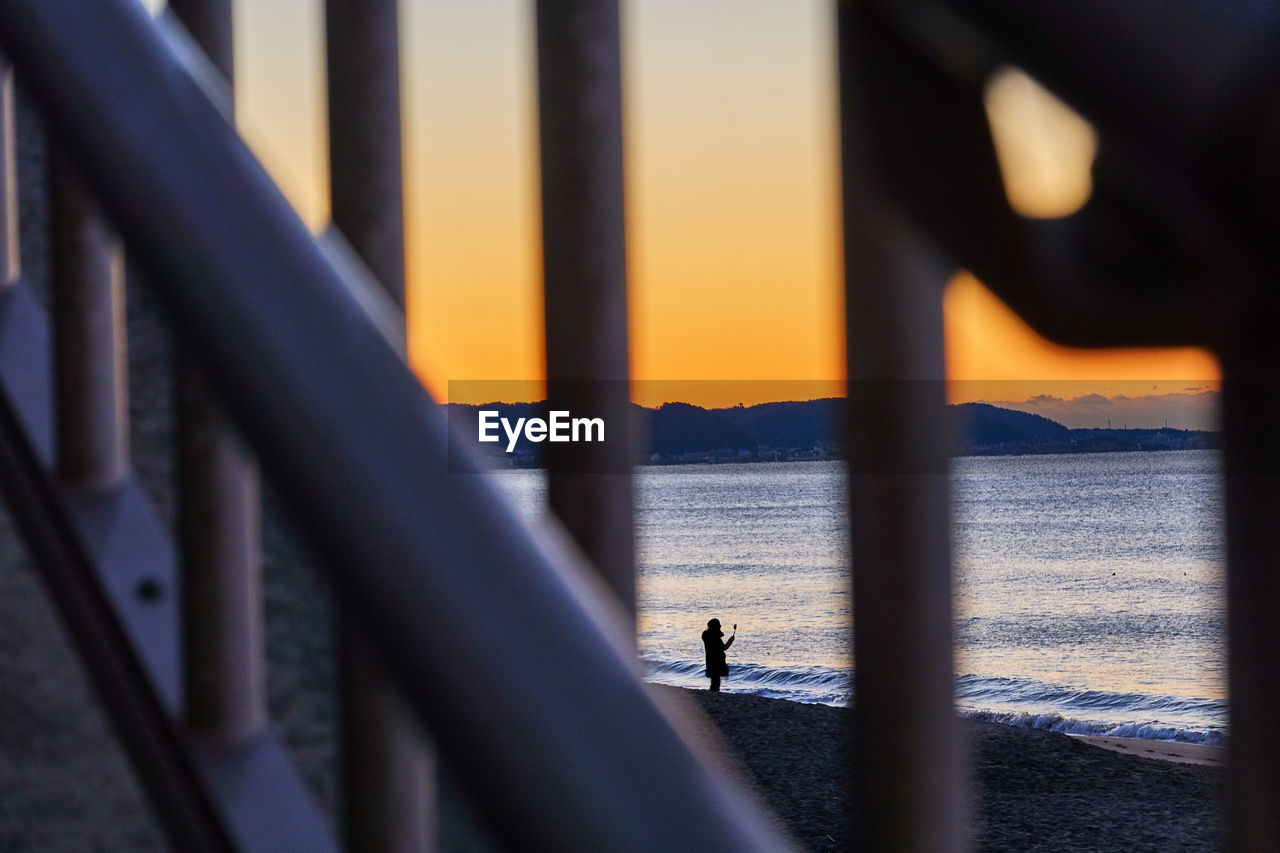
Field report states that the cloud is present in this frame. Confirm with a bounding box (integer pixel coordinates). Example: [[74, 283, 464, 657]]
[[988, 389, 1220, 429]]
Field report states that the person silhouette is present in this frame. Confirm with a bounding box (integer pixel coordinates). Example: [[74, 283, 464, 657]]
[[702, 618, 736, 692]]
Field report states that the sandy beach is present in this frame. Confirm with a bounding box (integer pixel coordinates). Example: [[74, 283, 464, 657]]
[[1070, 734, 1225, 767], [668, 686, 1223, 852]]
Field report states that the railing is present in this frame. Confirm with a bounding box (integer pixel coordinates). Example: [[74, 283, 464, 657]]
[[839, 3, 1280, 851], [0, 0, 1275, 851], [0, 0, 786, 850]]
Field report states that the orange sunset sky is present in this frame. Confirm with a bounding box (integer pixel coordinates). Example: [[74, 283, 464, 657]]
[[156, 0, 1219, 422]]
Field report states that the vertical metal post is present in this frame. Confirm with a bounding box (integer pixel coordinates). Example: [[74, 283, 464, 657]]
[[338, 654, 431, 853], [50, 150, 129, 488], [168, 0, 234, 83], [1221, 360, 1280, 853], [326, 0, 405, 297], [168, 0, 267, 744], [178, 374, 264, 742], [535, 0, 636, 616], [325, 1, 433, 849], [0, 53, 17, 286], [838, 4, 965, 850]]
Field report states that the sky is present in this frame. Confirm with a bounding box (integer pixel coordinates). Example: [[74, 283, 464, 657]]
[[150, 0, 1220, 428]]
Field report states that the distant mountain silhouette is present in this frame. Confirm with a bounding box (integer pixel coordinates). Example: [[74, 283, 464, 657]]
[[714, 398, 843, 449], [446, 397, 1216, 466], [949, 402, 1070, 448], [646, 402, 754, 455], [449, 401, 546, 429]]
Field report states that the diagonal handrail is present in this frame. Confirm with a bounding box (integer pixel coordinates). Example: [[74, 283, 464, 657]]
[[0, 0, 793, 849]]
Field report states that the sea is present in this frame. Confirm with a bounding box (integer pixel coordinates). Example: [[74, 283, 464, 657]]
[[493, 450, 1227, 746]]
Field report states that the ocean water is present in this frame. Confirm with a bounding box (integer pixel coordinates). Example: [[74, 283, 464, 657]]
[[493, 450, 1227, 745]]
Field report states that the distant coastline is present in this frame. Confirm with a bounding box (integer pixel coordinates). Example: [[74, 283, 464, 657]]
[[447, 399, 1219, 468]]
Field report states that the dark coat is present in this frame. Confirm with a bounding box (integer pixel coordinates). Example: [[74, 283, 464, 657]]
[[702, 628, 734, 678]]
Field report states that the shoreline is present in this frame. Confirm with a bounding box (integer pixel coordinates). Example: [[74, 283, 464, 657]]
[[666, 685, 1222, 851], [488, 445, 1218, 470], [1069, 734, 1226, 766], [655, 678, 1225, 762]]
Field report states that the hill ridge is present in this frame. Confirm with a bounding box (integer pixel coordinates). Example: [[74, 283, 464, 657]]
[[446, 399, 1218, 466]]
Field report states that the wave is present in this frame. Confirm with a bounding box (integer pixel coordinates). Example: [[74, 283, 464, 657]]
[[955, 673, 1227, 719], [963, 709, 1227, 746], [645, 658, 850, 706], [643, 658, 1228, 745], [954, 672, 1227, 745]]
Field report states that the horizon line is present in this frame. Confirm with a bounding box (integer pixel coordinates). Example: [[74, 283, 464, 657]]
[[443, 396, 1221, 429]]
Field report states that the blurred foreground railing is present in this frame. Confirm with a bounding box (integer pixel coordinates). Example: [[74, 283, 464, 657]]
[[845, 2, 1280, 851], [0, 0, 790, 850]]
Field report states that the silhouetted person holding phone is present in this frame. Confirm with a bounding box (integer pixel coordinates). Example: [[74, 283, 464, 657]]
[[702, 618, 736, 692]]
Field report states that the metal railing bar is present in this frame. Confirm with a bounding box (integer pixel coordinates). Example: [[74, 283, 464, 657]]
[[324, 0, 435, 846], [156, 8, 234, 123], [0, 55, 16, 285], [50, 151, 128, 489], [0, 0, 794, 849], [1221, 370, 1280, 853], [187, 730, 339, 853], [0, 283, 52, 464], [536, 0, 637, 616], [0, 285, 231, 853], [336, 652, 432, 853], [838, 3, 966, 850], [167, 0, 234, 85], [177, 364, 266, 742], [316, 227, 409, 356], [168, 0, 268, 750], [325, 0, 406, 307], [0, 275, 338, 852], [0, 75, 45, 459], [61, 476, 184, 715]]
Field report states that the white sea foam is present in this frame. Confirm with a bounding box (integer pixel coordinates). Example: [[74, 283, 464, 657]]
[[645, 659, 1228, 745]]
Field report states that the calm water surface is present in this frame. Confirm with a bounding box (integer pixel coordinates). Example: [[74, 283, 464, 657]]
[[494, 451, 1226, 744]]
